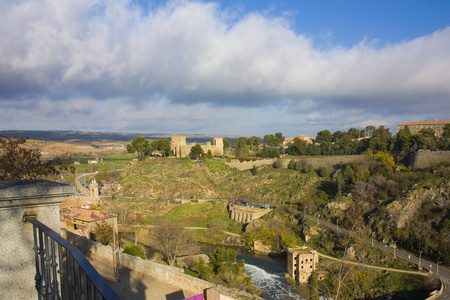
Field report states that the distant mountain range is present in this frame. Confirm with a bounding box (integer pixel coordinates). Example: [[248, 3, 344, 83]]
[[0, 130, 238, 144]]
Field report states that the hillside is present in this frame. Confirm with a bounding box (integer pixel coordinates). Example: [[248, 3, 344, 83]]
[[112, 157, 324, 204], [96, 156, 450, 265]]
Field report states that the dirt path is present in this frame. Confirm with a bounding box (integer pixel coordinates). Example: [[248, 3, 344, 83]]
[[317, 252, 430, 276], [87, 254, 198, 300]]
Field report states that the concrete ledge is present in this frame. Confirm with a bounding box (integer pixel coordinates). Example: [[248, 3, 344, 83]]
[[0, 180, 75, 209]]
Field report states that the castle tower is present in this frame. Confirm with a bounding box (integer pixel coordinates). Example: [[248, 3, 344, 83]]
[[171, 136, 187, 158], [89, 178, 99, 201]]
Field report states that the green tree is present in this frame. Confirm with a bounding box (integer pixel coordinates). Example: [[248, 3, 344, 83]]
[[127, 136, 150, 161], [151, 139, 171, 157], [347, 128, 361, 139], [443, 124, 450, 139], [310, 270, 319, 300], [248, 136, 261, 150], [363, 125, 376, 138], [233, 137, 250, 158], [394, 126, 412, 152], [193, 247, 260, 295], [264, 133, 285, 147], [316, 130, 332, 143], [223, 138, 231, 150], [286, 137, 308, 155], [369, 126, 392, 153], [190, 144, 205, 159]]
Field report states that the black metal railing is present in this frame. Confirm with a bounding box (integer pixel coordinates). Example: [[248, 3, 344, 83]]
[[25, 217, 120, 300]]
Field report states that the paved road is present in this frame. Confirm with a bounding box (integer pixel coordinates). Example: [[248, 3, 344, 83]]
[[77, 173, 94, 192], [304, 212, 449, 299]]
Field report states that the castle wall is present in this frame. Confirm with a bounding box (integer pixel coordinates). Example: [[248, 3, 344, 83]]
[[409, 151, 450, 169], [171, 136, 224, 158], [225, 155, 363, 171]]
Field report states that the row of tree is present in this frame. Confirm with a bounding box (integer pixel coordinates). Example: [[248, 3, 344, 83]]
[[287, 125, 450, 159], [126, 137, 171, 161]]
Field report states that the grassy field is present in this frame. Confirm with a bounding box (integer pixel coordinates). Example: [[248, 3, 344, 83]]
[[70, 154, 135, 173]]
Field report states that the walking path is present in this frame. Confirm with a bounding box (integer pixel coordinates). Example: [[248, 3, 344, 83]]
[[87, 253, 197, 300], [317, 252, 429, 276]]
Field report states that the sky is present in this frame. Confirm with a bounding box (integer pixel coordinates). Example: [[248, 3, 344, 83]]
[[1, 0, 449, 137]]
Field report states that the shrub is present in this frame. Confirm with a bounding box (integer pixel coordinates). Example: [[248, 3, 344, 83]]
[[318, 166, 330, 178], [288, 159, 296, 169], [123, 245, 146, 259], [250, 165, 258, 175], [273, 159, 283, 169]]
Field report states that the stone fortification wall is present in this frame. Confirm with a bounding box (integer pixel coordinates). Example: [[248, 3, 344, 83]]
[[409, 151, 450, 169], [63, 231, 262, 299], [225, 155, 363, 171], [171, 136, 224, 158]]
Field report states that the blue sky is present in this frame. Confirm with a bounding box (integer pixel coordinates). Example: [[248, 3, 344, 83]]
[[1, 0, 449, 137]]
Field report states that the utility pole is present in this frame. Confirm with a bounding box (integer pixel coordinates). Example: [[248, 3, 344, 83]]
[[112, 225, 118, 282], [437, 262, 441, 276], [419, 251, 423, 269], [394, 241, 397, 258], [371, 232, 375, 247]]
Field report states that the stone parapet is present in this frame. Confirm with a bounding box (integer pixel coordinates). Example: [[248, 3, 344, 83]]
[[64, 230, 263, 299], [0, 180, 75, 300]]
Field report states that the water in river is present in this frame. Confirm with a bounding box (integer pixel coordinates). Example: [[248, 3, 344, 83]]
[[200, 244, 309, 299]]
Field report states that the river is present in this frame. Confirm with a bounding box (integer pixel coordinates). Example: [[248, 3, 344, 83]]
[[200, 244, 310, 300]]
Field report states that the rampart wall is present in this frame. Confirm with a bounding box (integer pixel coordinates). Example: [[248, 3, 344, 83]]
[[409, 151, 450, 169], [171, 136, 224, 158], [225, 155, 363, 171]]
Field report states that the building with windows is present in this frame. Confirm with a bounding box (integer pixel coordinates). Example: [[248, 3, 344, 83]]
[[61, 199, 117, 238], [287, 248, 318, 283], [397, 120, 450, 138]]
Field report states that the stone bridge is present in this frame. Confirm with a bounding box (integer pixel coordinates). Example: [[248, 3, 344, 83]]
[[228, 203, 272, 223]]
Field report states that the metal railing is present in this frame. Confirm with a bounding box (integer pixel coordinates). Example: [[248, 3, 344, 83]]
[[25, 217, 120, 300]]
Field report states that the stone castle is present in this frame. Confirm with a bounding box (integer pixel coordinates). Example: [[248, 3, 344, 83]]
[[171, 136, 224, 158]]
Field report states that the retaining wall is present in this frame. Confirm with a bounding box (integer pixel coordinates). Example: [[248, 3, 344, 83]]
[[409, 151, 450, 169], [225, 155, 363, 171]]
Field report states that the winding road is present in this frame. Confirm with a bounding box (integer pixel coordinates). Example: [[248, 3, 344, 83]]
[[303, 212, 449, 299]]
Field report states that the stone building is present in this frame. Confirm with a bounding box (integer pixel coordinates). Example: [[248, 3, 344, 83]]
[[397, 120, 450, 138], [171, 136, 224, 158], [61, 199, 117, 238], [287, 248, 318, 283], [89, 178, 99, 200]]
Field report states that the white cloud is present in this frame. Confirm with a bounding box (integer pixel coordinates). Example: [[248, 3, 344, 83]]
[[0, 0, 449, 135]]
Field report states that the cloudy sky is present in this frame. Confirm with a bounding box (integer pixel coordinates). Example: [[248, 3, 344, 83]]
[[1, 0, 449, 137]]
